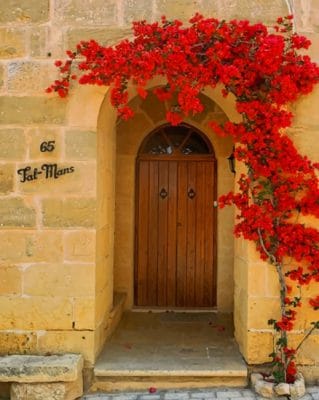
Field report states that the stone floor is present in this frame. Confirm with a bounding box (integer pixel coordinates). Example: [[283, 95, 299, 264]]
[[82, 386, 319, 399], [94, 311, 247, 376]]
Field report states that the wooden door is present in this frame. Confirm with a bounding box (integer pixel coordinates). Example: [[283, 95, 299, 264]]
[[135, 125, 217, 308]]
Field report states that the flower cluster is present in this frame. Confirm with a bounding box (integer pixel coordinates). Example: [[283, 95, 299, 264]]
[[47, 14, 319, 384]]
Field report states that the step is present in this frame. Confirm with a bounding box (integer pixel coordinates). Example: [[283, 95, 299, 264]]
[[92, 366, 248, 392]]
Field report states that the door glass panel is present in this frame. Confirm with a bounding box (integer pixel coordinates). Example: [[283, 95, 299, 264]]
[[181, 132, 210, 154], [140, 124, 212, 155], [143, 132, 170, 154]]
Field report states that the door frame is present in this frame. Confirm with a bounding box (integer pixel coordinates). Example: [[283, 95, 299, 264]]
[[134, 123, 218, 308]]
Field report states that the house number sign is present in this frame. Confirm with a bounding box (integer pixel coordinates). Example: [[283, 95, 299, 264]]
[[17, 141, 75, 183]]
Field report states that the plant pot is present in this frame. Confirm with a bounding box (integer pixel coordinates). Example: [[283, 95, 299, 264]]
[[251, 372, 306, 398]]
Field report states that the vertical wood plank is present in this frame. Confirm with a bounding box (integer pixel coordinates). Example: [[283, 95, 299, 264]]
[[176, 161, 188, 306], [186, 162, 196, 307], [148, 161, 159, 305], [135, 160, 150, 306], [157, 161, 169, 306], [203, 161, 215, 306], [167, 161, 178, 306], [194, 162, 205, 306]]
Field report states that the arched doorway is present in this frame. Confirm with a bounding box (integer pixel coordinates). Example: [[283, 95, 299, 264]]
[[135, 123, 217, 308]]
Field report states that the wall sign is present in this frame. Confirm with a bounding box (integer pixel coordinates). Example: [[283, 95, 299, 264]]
[[17, 140, 75, 183]]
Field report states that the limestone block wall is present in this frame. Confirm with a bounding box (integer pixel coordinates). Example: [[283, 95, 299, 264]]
[[0, 0, 318, 372], [233, 1, 319, 378]]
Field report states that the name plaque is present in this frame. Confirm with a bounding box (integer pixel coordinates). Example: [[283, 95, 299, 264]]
[[17, 164, 75, 182], [17, 140, 75, 183]]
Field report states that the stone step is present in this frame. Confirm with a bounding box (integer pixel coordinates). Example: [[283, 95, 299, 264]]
[[91, 369, 248, 392]]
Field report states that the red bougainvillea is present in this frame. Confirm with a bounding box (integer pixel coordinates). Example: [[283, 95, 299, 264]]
[[47, 14, 319, 383]]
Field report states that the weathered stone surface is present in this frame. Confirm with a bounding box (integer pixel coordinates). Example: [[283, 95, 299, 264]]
[[202, 0, 288, 24], [254, 380, 274, 398], [0, 164, 14, 194], [0, 354, 83, 383], [0, 331, 37, 355], [64, 230, 95, 262], [0, 231, 63, 263], [123, 0, 156, 25], [0, 64, 4, 90], [0, 96, 66, 125], [290, 375, 306, 398], [42, 198, 96, 228], [0, 28, 27, 58], [27, 128, 62, 161], [0, 129, 26, 160], [54, 0, 117, 25], [23, 263, 95, 297], [250, 373, 263, 386], [0, 265, 22, 295], [0, 198, 36, 227], [37, 331, 95, 365], [7, 62, 57, 93], [0, 296, 73, 330], [11, 378, 83, 400], [294, 0, 319, 32], [65, 129, 96, 160], [274, 382, 290, 396], [30, 26, 50, 58], [66, 27, 132, 49], [0, 0, 49, 23]]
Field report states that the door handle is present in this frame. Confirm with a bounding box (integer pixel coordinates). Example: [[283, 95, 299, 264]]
[[188, 188, 196, 199], [159, 188, 168, 199]]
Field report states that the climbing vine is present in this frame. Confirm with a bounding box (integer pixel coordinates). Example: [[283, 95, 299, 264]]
[[47, 14, 319, 384]]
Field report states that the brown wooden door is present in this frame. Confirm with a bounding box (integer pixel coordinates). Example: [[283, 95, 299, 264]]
[[135, 158, 216, 307]]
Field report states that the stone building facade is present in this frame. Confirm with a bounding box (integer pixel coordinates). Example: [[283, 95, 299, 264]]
[[0, 0, 318, 387]]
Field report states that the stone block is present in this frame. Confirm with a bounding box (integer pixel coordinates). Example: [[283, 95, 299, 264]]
[[202, 0, 288, 25], [0, 197, 36, 228], [54, 0, 117, 25], [0, 96, 66, 125], [0, 296, 73, 330], [64, 230, 96, 262], [65, 27, 132, 50], [123, 0, 155, 25], [11, 379, 83, 400], [73, 297, 95, 330], [0, 230, 63, 263], [27, 128, 62, 161], [30, 26, 50, 58], [293, 86, 319, 127], [0, 164, 14, 194], [37, 331, 95, 365], [42, 198, 96, 228], [0, 265, 22, 295], [248, 298, 280, 330], [0, 129, 26, 160], [7, 61, 57, 94], [16, 162, 96, 194], [0, 354, 83, 383], [154, 0, 217, 22], [246, 331, 273, 364], [23, 263, 95, 297], [0, 0, 49, 23], [0, 28, 27, 58], [0, 64, 4, 90], [65, 129, 96, 160], [0, 331, 37, 355]]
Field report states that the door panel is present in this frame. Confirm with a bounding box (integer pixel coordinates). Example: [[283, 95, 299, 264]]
[[135, 159, 216, 307]]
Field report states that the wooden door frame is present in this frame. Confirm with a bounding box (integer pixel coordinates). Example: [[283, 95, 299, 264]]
[[134, 124, 218, 308]]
